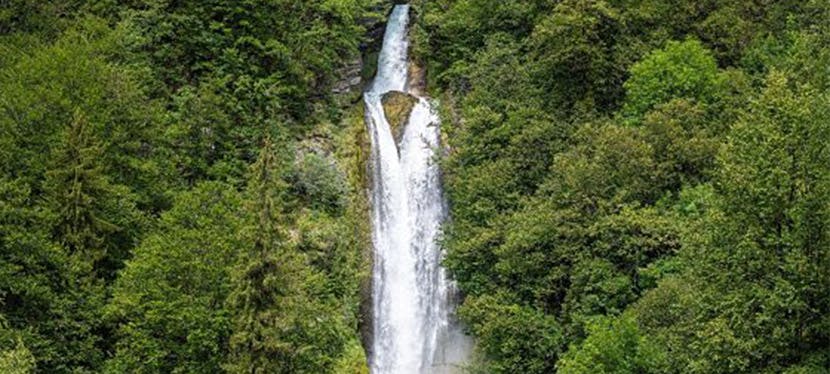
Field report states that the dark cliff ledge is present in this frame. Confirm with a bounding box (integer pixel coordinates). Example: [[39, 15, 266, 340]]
[[333, 1, 400, 107]]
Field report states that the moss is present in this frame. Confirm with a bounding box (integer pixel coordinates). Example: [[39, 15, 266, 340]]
[[381, 91, 418, 144], [333, 100, 374, 359]]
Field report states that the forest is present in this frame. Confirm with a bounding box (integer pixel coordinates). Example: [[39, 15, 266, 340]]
[[0, 0, 828, 373]]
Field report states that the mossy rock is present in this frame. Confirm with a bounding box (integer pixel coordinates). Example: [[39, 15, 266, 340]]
[[333, 101, 374, 357], [381, 91, 418, 144]]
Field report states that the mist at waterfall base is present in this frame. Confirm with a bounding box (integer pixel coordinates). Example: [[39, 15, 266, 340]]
[[365, 5, 472, 374]]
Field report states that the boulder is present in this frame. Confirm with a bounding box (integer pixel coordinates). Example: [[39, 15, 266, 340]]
[[381, 91, 418, 144]]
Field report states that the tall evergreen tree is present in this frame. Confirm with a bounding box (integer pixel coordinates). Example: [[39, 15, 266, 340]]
[[45, 110, 120, 277], [225, 136, 348, 373]]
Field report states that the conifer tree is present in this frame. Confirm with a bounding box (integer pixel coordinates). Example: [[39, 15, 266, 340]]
[[225, 135, 351, 373], [43, 108, 144, 281], [44, 109, 118, 277]]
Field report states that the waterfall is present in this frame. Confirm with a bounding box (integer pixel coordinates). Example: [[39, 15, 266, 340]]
[[365, 4, 471, 374]]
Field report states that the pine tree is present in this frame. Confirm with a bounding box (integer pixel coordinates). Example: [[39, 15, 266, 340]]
[[44, 109, 118, 277], [225, 136, 290, 371], [225, 136, 350, 373], [43, 108, 144, 281]]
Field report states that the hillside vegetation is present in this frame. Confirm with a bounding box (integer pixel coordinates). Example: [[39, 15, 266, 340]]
[[415, 0, 830, 372], [1, 0, 829, 373]]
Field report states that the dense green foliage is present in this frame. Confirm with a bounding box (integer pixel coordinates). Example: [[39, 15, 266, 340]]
[[1, 1, 379, 372], [2, 0, 829, 373], [416, 0, 830, 372]]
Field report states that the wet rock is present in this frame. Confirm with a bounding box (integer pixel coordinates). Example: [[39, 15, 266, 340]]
[[408, 61, 426, 97], [381, 91, 418, 144]]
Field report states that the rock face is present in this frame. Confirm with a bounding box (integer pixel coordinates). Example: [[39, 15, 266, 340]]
[[332, 2, 397, 107], [381, 91, 418, 145], [332, 57, 364, 107], [408, 61, 426, 97], [332, 57, 364, 95]]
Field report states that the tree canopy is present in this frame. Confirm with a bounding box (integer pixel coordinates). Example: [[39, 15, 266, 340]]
[[1, 0, 829, 372]]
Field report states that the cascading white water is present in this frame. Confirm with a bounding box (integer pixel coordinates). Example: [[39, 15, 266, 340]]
[[366, 4, 471, 374]]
